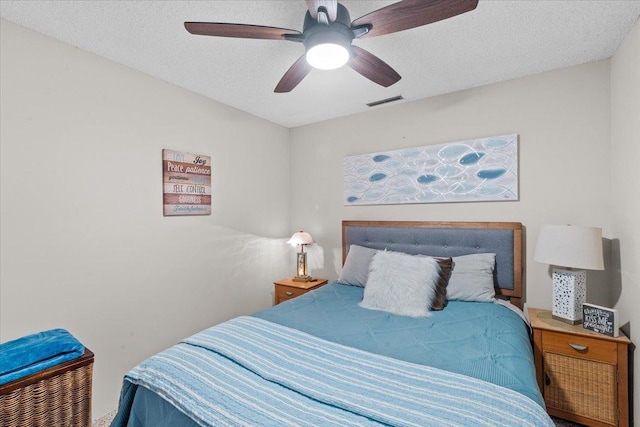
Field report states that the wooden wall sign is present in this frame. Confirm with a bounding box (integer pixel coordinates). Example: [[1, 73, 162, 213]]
[[162, 149, 211, 216]]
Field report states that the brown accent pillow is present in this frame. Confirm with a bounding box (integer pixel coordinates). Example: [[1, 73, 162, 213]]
[[430, 257, 453, 311]]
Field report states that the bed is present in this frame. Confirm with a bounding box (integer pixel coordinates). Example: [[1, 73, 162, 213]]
[[111, 221, 553, 427]]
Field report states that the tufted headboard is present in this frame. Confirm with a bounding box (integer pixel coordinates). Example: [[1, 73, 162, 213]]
[[342, 221, 524, 308]]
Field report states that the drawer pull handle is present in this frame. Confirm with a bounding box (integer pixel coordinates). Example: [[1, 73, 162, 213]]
[[568, 342, 588, 352], [286, 291, 293, 296], [544, 372, 551, 386]]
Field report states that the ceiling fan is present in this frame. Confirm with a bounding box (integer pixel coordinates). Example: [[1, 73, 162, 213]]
[[185, 0, 479, 93]]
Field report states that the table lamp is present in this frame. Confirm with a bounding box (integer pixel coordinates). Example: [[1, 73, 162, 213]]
[[287, 231, 314, 282], [534, 224, 604, 324]]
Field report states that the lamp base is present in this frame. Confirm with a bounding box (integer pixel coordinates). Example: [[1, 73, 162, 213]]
[[551, 314, 582, 325], [292, 275, 313, 282], [551, 268, 586, 325]]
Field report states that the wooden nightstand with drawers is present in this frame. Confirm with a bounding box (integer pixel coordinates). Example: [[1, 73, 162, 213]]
[[273, 277, 328, 305], [529, 308, 631, 426]]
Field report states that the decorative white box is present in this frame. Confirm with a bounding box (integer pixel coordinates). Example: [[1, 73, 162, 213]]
[[552, 269, 586, 324]]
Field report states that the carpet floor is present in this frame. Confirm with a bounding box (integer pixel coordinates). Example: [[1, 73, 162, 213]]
[[92, 409, 117, 427]]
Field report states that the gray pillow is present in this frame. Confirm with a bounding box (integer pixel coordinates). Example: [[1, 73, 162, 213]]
[[338, 244, 378, 287], [446, 253, 496, 302], [360, 250, 440, 317]]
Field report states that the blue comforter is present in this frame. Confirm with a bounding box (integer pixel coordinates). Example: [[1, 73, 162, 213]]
[[113, 283, 549, 426], [119, 316, 552, 427], [256, 282, 543, 406]]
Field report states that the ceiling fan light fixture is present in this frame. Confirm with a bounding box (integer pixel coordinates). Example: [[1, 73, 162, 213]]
[[303, 26, 352, 71], [306, 42, 350, 70], [186, 0, 479, 92]]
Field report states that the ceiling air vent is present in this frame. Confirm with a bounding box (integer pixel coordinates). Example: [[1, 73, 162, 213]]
[[366, 95, 404, 107]]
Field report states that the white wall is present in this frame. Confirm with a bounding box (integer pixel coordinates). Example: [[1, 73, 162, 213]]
[[611, 18, 640, 424], [290, 60, 613, 311], [0, 19, 291, 418], [2, 14, 637, 424]]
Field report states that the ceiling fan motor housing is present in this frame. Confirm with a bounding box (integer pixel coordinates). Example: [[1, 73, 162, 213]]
[[302, 3, 354, 58]]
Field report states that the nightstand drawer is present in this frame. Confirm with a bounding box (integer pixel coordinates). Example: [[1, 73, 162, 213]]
[[275, 286, 307, 302], [542, 331, 617, 363], [273, 278, 328, 305]]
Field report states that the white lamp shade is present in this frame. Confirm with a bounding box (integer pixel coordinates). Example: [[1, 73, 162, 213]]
[[534, 224, 604, 270], [287, 231, 314, 246]]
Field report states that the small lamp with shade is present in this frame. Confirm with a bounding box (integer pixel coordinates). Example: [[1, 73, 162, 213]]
[[534, 224, 604, 324], [287, 231, 314, 282]]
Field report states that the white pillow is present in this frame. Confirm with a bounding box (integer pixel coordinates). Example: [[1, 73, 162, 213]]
[[446, 253, 496, 302], [360, 250, 440, 317], [338, 245, 379, 287]]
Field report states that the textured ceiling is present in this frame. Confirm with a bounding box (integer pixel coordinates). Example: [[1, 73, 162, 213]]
[[1, 1, 639, 128]]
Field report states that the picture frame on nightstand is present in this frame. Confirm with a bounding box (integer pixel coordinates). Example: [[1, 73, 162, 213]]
[[582, 303, 619, 337]]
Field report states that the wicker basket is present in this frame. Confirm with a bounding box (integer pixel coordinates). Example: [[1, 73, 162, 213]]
[[0, 348, 93, 427]]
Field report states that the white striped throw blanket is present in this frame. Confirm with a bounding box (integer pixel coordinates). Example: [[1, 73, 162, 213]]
[[125, 316, 553, 427]]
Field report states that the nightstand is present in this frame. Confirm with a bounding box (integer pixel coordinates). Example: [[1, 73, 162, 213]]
[[528, 308, 631, 426], [273, 277, 328, 305]]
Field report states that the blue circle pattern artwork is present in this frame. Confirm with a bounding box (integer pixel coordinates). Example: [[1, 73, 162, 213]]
[[343, 134, 518, 205]]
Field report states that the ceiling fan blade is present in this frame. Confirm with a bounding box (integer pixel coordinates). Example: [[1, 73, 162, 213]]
[[351, 0, 478, 38], [305, 0, 338, 22], [274, 55, 313, 93], [185, 22, 301, 40], [349, 46, 401, 88]]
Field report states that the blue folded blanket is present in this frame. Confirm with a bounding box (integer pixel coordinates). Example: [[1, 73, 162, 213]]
[[0, 328, 84, 385]]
